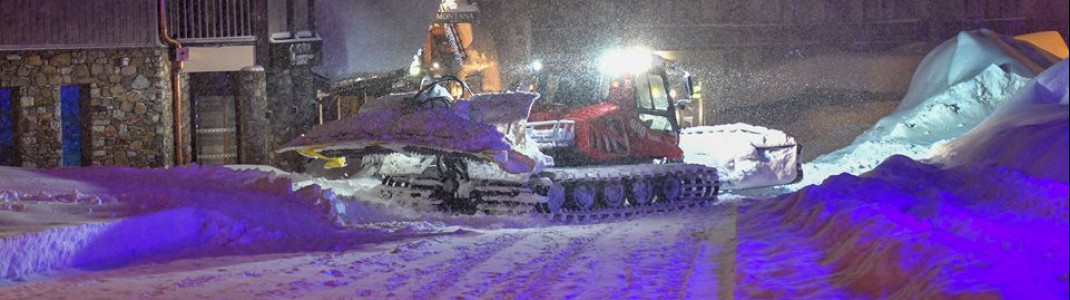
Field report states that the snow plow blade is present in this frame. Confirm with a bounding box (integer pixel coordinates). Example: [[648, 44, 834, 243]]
[[278, 91, 549, 175], [680, 124, 803, 190]]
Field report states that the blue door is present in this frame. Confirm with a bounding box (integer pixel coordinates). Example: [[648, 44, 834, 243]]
[[0, 88, 13, 166], [61, 85, 82, 166]]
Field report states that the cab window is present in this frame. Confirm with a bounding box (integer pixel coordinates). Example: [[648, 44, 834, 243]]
[[634, 73, 676, 132], [634, 74, 653, 110], [535, 69, 603, 107], [639, 114, 673, 131], [648, 74, 670, 110]]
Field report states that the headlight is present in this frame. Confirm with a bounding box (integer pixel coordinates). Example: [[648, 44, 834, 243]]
[[598, 46, 654, 75], [530, 60, 544, 72]]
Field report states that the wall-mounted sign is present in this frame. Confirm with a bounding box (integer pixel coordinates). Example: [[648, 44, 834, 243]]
[[270, 40, 322, 68], [176, 47, 190, 62], [435, 2, 479, 23], [289, 43, 315, 66], [183, 46, 255, 73]]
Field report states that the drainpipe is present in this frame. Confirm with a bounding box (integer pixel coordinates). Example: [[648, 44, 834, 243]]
[[159, 0, 185, 165]]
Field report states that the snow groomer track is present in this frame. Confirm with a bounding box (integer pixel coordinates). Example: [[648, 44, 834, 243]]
[[377, 163, 720, 223]]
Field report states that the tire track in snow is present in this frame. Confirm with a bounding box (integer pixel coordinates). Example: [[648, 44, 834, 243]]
[[664, 212, 729, 299], [439, 228, 572, 299], [641, 215, 709, 299], [604, 212, 719, 299], [506, 225, 613, 300], [449, 224, 613, 300], [409, 231, 531, 299], [543, 220, 683, 299]]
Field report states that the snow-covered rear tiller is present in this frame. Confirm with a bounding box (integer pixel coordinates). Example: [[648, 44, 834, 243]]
[[680, 124, 803, 190]]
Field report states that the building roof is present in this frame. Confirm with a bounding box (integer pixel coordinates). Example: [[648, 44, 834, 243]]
[[0, 0, 161, 50]]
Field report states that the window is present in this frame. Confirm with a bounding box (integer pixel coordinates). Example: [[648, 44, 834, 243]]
[[639, 114, 673, 132], [60, 85, 84, 167], [635, 73, 677, 132], [634, 74, 653, 110], [535, 69, 604, 107], [268, 0, 316, 39], [0, 88, 14, 166], [648, 74, 670, 110]]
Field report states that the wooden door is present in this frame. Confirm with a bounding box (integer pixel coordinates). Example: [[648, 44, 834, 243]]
[[194, 95, 238, 165]]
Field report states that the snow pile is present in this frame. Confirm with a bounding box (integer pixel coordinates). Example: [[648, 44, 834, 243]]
[[679, 124, 800, 190], [933, 59, 1069, 182], [0, 161, 554, 282], [0, 165, 357, 281], [0, 222, 116, 282], [894, 29, 1055, 112], [738, 155, 1068, 298], [796, 30, 1062, 187], [738, 59, 1069, 298]]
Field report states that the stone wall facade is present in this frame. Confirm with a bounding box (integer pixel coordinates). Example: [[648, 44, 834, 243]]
[[266, 64, 318, 171], [178, 72, 191, 166], [237, 66, 271, 165], [0, 48, 173, 168]]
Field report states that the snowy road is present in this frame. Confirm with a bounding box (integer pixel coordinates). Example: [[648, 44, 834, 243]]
[[1, 208, 739, 299], [1, 152, 1066, 299]]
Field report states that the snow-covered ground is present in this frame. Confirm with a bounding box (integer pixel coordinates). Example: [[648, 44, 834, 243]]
[[1, 32, 1067, 298]]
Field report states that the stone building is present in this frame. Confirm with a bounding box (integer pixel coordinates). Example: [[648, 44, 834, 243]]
[[167, 0, 322, 171], [0, 1, 173, 168], [1, 0, 322, 169]]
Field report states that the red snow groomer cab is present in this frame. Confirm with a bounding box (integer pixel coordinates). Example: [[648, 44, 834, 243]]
[[524, 48, 694, 167]]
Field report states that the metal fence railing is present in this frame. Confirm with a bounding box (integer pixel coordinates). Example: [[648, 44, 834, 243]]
[[166, 0, 256, 42]]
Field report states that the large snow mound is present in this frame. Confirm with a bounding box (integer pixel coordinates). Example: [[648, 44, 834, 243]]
[[740, 154, 1068, 298], [934, 60, 1069, 182], [0, 165, 354, 281], [796, 30, 1063, 187], [0, 164, 546, 283], [747, 59, 1069, 298], [896, 29, 1059, 112]]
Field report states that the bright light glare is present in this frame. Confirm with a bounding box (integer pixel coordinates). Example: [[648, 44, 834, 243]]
[[531, 60, 543, 72], [439, 0, 458, 12], [599, 46, 654, 75], [408, 52, 422, 76]]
